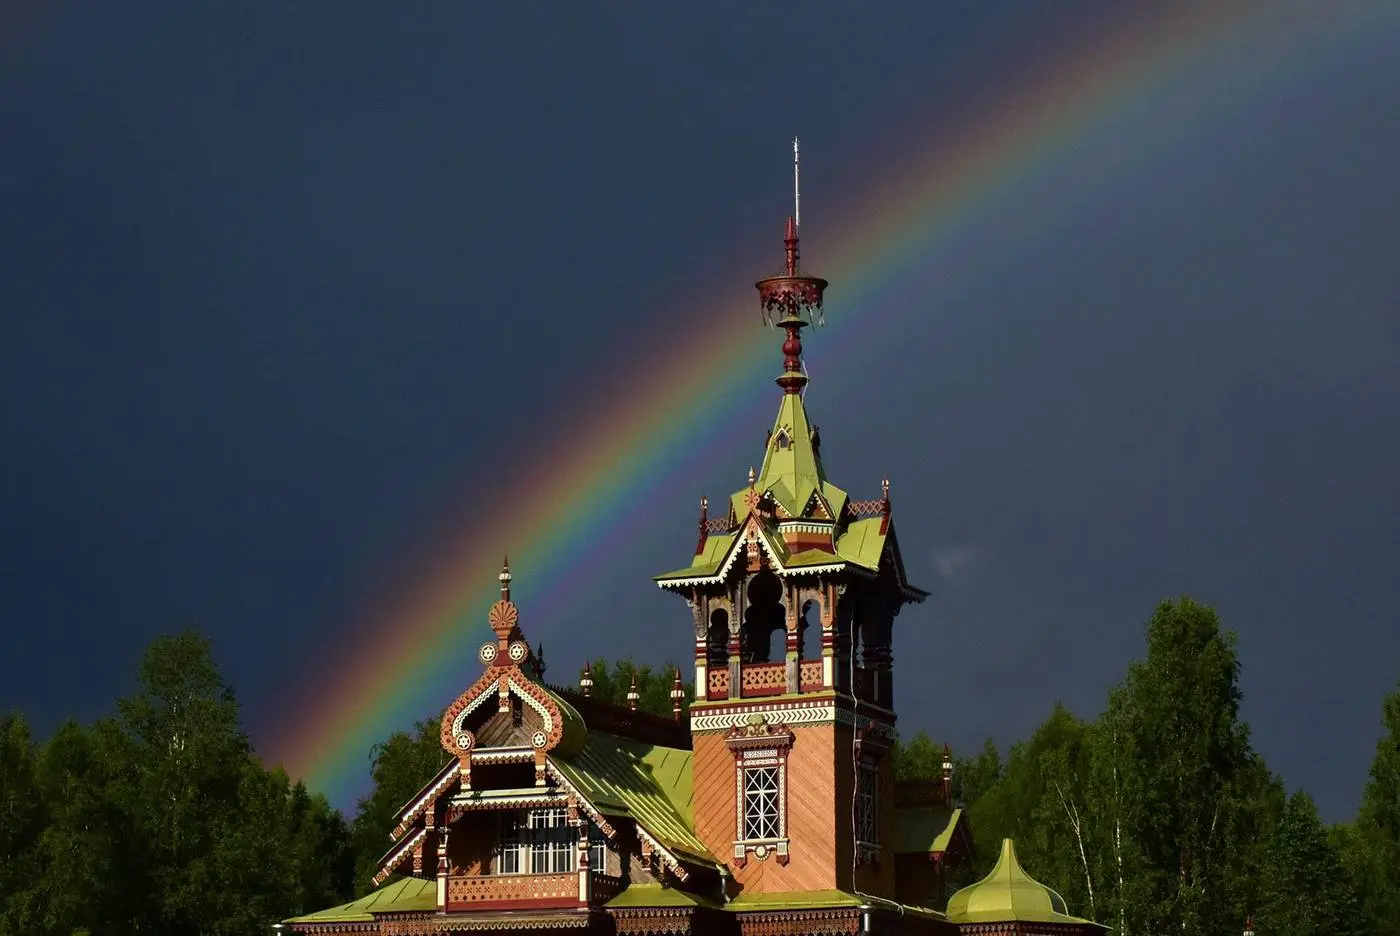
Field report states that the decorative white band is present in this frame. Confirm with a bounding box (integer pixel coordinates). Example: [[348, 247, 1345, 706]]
[[690, 702, 897, 740]]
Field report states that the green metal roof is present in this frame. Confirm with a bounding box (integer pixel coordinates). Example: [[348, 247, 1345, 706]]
[[834, 517, 886, 570], [727, 890, 943, 920], [606, 884, 720, 909], [893, 807, 962, 855], [551, 731, 716, 869], [754, 391, 826, 518], [655, 532, 736, 581], [285, 876, 435, 923], [945, 839, 1105, 927]]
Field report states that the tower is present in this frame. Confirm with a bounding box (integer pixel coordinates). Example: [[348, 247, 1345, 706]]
[[655, 193, 928, 899]]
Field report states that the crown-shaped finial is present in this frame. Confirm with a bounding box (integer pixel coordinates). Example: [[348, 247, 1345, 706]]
[[487, 560, 520, 646]]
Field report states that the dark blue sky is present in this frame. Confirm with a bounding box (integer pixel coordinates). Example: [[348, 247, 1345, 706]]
[[2, 2, 1397, 820]]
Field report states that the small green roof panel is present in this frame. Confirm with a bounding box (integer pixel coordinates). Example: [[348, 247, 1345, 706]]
[[284, 877, 436, 924]]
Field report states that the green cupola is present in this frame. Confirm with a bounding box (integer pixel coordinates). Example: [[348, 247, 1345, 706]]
[[945, 839, 1106, 928]]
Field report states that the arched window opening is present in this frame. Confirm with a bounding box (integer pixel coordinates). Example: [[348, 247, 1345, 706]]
[[707, 608, 730, 668], [742, 571, 784, 663], [798, 600, 818, 660]]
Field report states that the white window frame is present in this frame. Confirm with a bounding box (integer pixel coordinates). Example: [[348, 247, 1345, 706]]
[[495, 808, 611, 876], [743, 765, 783, 841]]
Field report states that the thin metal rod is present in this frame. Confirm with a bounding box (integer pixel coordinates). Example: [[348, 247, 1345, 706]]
[[793, 137, 801, 230]]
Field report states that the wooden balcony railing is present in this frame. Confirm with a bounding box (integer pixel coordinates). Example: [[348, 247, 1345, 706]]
[[740, 661, 786, 697], [799, 659, 824, 692], [445, 873, 578, 911], [707, 668, 729, 701]]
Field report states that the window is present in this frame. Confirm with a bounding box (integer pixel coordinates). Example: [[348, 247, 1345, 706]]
[[529, 808, 573, 874], [495, 809, 609, 875], [497, 813, 526, 874], [589, 824, 608, 873], [743, 766, 782, 841], [727, 722, 793, 866], [856, 759, 880, 850]]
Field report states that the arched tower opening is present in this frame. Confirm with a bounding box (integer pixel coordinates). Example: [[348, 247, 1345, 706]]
[[707, 607, 730, 669], [798, 598, 818, 660], [742, 571, 784, 663]]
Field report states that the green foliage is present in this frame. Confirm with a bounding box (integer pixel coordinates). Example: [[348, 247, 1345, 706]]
[[583, 658, 692, 719], [349, 715, 449, 895], [1349, 681, 1400, 935], [893, 730, 945, 780], [1257, 791, 1362, 936], [0, 713, 45, 934], [0, 630, 354, 935], [964, 704, 1096, 916]]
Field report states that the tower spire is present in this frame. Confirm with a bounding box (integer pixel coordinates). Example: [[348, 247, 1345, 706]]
[[757, 141, 829, 395], [793, 136, 801, 233]]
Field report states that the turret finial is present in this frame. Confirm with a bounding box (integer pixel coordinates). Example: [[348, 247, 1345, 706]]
[[670, 667, 685, 723], [748, 466, 756, 488], [499, 556, 512, 601], [696, 496, 710, 554], [579, 661, 593, 697], [942, 743, 953, 805], [626, 673, 640, 712]]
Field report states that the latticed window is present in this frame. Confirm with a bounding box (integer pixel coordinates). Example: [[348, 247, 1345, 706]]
[[495, 808, 610, 875], [856, 760, 879, 847], [530, 807, 573, 873], [742, 766, 782, 841]]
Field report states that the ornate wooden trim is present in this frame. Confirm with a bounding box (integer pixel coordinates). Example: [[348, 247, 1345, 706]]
[[735, 908, 863, 936], [610, 906, 699, 935], [392, 761, 461, 841], [376, 911, 594, 934], [374, 826, 428, 886]]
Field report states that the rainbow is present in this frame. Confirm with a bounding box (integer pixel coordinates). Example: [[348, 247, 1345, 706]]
[[266, 2, 1388, 806]]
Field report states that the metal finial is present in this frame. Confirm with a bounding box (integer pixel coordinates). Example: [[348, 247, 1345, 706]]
[[499, 555, 512, 600], [793, 137, 801, 231], [626, 673, 640, 712], [580, 661, 593, 697], [748, 466, 756, 487], [670, 667, 685, 722]]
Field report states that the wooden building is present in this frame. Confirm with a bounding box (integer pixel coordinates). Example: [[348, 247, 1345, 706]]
[[286, 201, 1090, 935]]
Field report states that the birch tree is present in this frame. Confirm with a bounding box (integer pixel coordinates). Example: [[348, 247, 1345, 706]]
[[1085, 597, 1256, 936]]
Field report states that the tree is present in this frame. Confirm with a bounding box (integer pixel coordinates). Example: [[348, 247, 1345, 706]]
[[961, 705, 1097, 916], [1256, 791, 1362, 936], [349, 715, 450, 895], [1349, 681, 1400, 935], [0, 713, 45, 934], [25, 718, 147, 935], [1083, 597, 1259, 936], [893, 730, 945, 780]]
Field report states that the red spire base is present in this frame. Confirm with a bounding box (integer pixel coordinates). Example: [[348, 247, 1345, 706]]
[[756, 217, 828, 395]]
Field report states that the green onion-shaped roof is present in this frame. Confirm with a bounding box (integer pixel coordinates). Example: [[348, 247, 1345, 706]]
[[945, 839, 1104, 927]]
